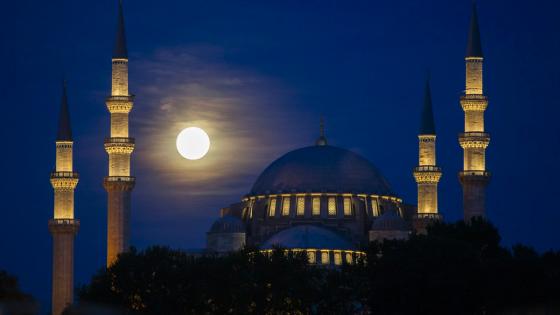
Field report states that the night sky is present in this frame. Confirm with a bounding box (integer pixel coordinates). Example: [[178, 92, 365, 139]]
[[1, 0, 560, 313]]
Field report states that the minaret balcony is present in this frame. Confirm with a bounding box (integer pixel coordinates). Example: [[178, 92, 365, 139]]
[[106, 95, 134, 113], [48, 218, 80, 234], [459, 132, 490, 149], [50, 171, 79, 179], [104, 176, 136, 191], [104, 137, 135, 154], [460, 95, 488, 111], [413, 213, 443, 221], [459, 170, 491, 183], [50, 172, 79, 189], [413, 166, 442, 183]]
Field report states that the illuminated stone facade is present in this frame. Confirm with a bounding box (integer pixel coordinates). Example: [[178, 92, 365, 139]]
[[413, 79, 443, 232], [50, 83, 79, 315], [104, 1, 135, 267], [459, 4, 490, 221], [207, 142, 412, 265]]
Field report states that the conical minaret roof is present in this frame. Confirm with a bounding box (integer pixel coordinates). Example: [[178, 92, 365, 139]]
[[419, 78, 436, 135], [466, 2, 483, 58], [57, 81, 72, 141], [113, 0, 128, 59]]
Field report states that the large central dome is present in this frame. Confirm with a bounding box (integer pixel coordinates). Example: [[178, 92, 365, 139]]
[[250, 145, 393, 196]]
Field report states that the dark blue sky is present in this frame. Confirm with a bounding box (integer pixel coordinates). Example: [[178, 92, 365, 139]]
[[1, 0, 560, 313]]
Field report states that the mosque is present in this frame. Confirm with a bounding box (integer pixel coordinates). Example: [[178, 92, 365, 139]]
[[206, 4, 490, 264], [47, 2, 490, 314]]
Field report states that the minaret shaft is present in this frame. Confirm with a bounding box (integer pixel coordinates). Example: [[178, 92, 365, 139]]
[[50, 85, 79, 315], [460, 5, 490, 221], [413, 79, 442, 235], [415, 136, 441, 215], [104, 2, 135, 267]]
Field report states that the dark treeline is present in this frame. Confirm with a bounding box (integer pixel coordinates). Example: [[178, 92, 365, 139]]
[[0, 270, 38, 315], [69, 219, 560, 315]]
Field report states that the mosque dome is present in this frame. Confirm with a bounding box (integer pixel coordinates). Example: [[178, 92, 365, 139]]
[[250, 145, 393, 196], [261, 225, 355, 250], [208, 215, 246, 234], [370, 210, 409, 231]]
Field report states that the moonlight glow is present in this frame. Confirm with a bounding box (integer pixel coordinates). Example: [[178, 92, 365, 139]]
[[176, 127, 211, 160]]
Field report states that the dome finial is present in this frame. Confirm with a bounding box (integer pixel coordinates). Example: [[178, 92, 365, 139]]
[[316, 116, 327, 146]]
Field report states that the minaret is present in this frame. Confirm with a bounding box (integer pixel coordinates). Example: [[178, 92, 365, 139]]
[[104, 0, 135, 267], [459, 3, 490, 221], [413, 78, 442, 232], [49, 82, 79, 315]]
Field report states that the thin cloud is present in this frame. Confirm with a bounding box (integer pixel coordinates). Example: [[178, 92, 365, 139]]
[[130, 45, 313, 219]]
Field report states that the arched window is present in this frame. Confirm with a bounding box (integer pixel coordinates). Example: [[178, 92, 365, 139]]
[[307, 250, 316, 264], [345, 252, 353, 264], [343, 197, 352, 216], [371, 198, 379, 216], [269, 198, 277, 217], [328, 197, 337, 216], [282, 197, 290, 216], [321, 251, 330, 264], [334, 251, 342, 265], [297, 196, 305, 216], [312, 197, 321, 216]]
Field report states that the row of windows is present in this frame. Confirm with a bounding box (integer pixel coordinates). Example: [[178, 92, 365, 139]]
[[266, 196, 387, 217], [268, 196, 354, 217], [243, 195, 394, 219], [262, 249, 363, 265]]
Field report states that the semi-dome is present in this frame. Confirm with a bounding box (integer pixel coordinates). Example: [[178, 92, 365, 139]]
[[371, 210, 409, 231], [209, 215, 246, 233], [250, 145, 393, 196], [261, 225, 355, 250]]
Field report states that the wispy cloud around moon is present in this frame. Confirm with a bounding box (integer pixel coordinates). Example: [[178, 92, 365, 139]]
[[131, 45, 312, 218]]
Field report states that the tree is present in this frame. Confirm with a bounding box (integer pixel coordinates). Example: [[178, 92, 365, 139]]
[[0, 270, 38, 315], [76, 220, 560, 314]]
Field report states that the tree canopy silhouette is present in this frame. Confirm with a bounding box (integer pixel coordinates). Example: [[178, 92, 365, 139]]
[[75, 219, 560, 315]]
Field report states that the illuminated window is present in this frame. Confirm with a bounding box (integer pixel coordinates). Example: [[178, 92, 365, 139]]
[[343, 197, 352, 216], [345, 252, 353, 264], [334, 251, 342, 265], [307, 251, 316, 264], [328, 197, 337, 216], [248, 200, 255, 219], [371, 198, 379, 216], [282, 197, 290, 216], [297, 196, 305, 216], [321, 251, 330, 264], [269, 198, 277, 217], [312, 197, 321, 216]]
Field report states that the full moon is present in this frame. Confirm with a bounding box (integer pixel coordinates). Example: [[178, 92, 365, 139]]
[[176, 127, 211, 160]]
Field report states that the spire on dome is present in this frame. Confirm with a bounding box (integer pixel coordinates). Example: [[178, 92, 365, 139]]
[[57, 80, 72, 141], [113, 0, 128, 59], [419, 77, 436, 135], [466, 2, 483, 58], [316, 117, 328, 146]]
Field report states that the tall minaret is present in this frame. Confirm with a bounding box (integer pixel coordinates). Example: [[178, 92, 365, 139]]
[[459, 3, 490, 221], [413, 78, 442, 232], [49, 82, 79, 315], [104, 0, 135, 267]]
